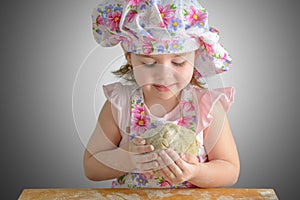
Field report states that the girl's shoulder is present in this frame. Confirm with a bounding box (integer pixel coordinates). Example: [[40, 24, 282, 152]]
[[103, 81, 136, 97], [191, 84, 235, 120], [191, 85, 235, 108], [190, 85, 235, 132], [103, 82, 137, 107]]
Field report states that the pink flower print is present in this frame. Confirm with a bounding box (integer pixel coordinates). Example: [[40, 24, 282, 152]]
[[221, 52, 228, 60], [96, 15, 104, 26], [200, 39, 214, 55], [132, 101, 149, 132], [126, 10, 137, 23], [209, 27, 220, 35], [109, 35, 124, 46], [107, 11, 122, 31], [133, 114, 150, 135], [142, 39, 154, 54], [160, 179, 172, 187], [126, 0, 146, 7], [185, 6, 207, 26], [158, 4, 176, 28], [181, 100, 195, 112], [185, 182, 195, 188], [132, 104, 145, 117], [141, 31, 156, 54], [111, 180, 117, 188], [181, 181, 194, 188], [148, 174, 154, 180], [177, 116, 193, 129], [193, 68, 203, 79], [142, 46, 152, 54]]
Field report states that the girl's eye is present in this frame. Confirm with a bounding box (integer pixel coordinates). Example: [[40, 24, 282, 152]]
[[143, 62, 156, 67], [172, 61, 186, 67]]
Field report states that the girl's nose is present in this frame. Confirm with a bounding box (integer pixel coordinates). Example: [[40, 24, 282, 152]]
[[152, 64, 175, 80]]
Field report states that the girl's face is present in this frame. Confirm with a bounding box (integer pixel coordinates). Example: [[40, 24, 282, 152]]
[[130, 51, 195, 101]]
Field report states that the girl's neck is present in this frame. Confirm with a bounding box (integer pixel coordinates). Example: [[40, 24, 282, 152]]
[[143, 92, 181, 118]]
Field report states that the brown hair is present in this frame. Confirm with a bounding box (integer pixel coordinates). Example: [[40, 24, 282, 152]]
[[112, 63, 206, 88]]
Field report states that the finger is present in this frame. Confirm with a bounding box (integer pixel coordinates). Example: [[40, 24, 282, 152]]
[[159, 164, 176, 182], [132, 137, 146, 145], [160, 149, 182, 166], [164, 149, 188, 170], [163, 149, 183, 177], [144, 171, 154, 176], [180, 153, 199, 164], [136, 160, 159, 172], [158, 150, 182, 180], [130, 143, 154, 154], [135, 152, 158, 163], [165, 149, 180, 161], [131, 152, 158, 171], [158, 150, 174, 168], [157, 169, 170, 181], [156, 155, 164, 170], [156, 157, 180, 184]]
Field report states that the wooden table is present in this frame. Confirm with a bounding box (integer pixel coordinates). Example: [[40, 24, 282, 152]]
[[18, 188, 278, 200]]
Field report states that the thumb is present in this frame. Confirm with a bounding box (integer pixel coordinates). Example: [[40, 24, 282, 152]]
[[132, 136, 146, 145], [180, 153, 199, 164]]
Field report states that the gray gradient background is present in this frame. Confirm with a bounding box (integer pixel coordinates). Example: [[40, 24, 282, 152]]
[[1, 0, 299, 199]]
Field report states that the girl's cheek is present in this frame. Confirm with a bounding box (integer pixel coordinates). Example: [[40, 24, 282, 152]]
[[133, 63, 192, 86], [133, 66, 156, 86], [176, 67, 194, 83]]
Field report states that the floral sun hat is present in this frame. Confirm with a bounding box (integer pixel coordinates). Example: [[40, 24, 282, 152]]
[[92, 0, 232, 77]]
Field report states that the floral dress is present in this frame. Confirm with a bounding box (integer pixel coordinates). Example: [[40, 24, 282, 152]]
[[102, 82, 235, 188]]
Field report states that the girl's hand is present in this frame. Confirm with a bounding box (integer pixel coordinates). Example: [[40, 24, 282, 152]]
[[156, 149, 199, 184], [122, 137, 159, 173]]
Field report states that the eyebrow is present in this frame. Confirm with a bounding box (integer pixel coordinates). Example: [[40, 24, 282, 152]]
[[137, 53, 187, 58], [137, 54, 152, 58]]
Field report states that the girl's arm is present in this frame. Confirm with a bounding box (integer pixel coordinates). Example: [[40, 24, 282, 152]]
[[83, 100, 128, 181], [188, 101, 240, 187], [83, 100, 157, 181], [157, 101, 240, 187]]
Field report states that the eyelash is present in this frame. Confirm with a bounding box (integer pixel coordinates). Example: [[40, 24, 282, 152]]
[[142, 61, 186, 67], [173, 61, 186, 67], [143, 63, 155, 67]]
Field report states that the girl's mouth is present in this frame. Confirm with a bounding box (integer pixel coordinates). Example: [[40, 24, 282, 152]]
[[153, 84, 175, 92]]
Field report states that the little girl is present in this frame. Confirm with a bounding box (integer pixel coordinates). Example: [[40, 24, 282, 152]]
[[84, 0, 240, 188]]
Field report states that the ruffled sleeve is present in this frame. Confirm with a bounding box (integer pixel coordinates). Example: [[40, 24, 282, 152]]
[[102, 82, 133, 139], [103, 82, 125, 111], [193, 86, 235, 132]]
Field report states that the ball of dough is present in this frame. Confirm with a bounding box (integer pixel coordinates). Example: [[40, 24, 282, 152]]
[[142, 123, 199, 155]]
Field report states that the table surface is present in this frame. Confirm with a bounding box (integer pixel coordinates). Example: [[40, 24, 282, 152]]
[[18, 188, 278, 200]]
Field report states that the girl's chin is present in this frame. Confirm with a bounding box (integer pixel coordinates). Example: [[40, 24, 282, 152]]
[[141, 84, 182, 99], [152, 88, 181, 100]]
